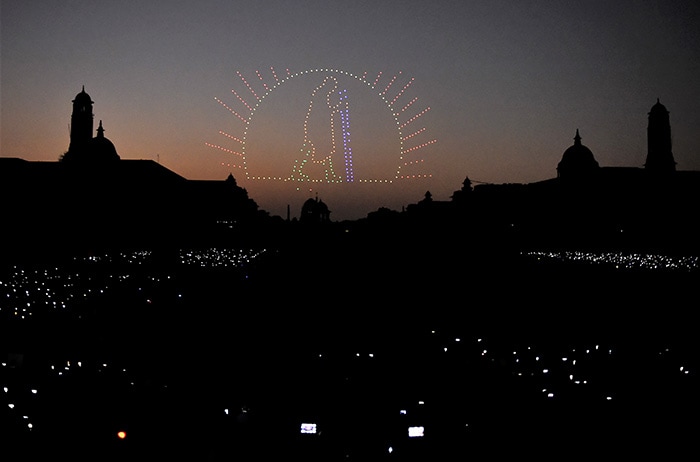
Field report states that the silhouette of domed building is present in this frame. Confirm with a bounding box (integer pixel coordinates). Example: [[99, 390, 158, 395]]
[[62, 87, 120, 163], [443, 98, 700, 252], [0, 87, 266, 258], [556, 129, 599, 180], [300, 196, 331, 223]]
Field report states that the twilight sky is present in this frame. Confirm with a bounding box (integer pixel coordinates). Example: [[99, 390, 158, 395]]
[[2, 0, 699, 221]]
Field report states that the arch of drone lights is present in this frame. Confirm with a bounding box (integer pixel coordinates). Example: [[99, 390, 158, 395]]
[[206, 68, 436, 184]]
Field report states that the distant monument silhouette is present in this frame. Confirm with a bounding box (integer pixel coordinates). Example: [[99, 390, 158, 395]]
[[556, 129, 599, 181], [300, 195, 331, 223], [645, 98, 676, 173], [62, 86, 120, 163]]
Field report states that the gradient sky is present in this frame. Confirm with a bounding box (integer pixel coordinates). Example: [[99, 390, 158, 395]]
[[2, 0, 699, 221]]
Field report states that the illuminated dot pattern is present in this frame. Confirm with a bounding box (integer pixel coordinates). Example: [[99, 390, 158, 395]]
[[208, 68, 437, 184], [289, 76, 343, 184]]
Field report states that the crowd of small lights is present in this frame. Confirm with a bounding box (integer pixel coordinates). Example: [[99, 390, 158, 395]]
[[0, 265, 114, 319], [3, 248, 698, 457], [208, 67, 436, 183], [524, 250, 699, 272], [2, 323, 695, 456], [0, 248, 264, 319], [2, 357, 133, 437], [179, 248, 266, 268]]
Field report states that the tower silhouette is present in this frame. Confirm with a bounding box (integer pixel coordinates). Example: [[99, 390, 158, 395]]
[[645, 98, 676, 172], [63, 87, 119, 162], [68, 86, 94, 154]]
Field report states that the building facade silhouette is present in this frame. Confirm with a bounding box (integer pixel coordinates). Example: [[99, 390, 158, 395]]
[[2, 91, 698, 258], [0, 87, 266, 259]]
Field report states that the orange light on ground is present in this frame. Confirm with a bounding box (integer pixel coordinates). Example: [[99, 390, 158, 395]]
[[117, 431, 127, 439]]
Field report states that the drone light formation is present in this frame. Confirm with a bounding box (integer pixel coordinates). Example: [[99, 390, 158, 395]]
[[208, 67, 436, 184]]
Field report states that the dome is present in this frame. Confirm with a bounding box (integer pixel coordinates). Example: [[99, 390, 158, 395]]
[[649, 98, 668, 115], [64, 120, 119, 162], [557, 129, 599, 178], [300, 196, 331, 222], [72, 85, 93, 105], [86, 120, 120, 161], [86, 136, 120, 162]]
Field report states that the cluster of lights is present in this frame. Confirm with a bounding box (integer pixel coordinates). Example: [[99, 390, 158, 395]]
[[0, 248, 265, 320], [2, 358, 133, 436], [0, 265, 110, 319], [524, 250, 699, 272], [2, 253, 696, 456], [179, 248, 266, 268], [3, 382, 37, 432], [209, 67, 436, 184]]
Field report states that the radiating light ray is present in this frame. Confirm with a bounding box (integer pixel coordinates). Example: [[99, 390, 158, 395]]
[[231, 89, 253, 112], [214, 97, 248, 124], [399, 107, 430, 130], [381, 72, 399, 96], [373, 71, 383, 87], [205, 142, 243, 157], [236, 70, 260, 101], [270, 66, 280, 83], [402, 127, 426, 141], [399, 97, 418, 114], [390, 77, 414, 106], [404, 139, 437, 154], [219, 131, 243, 144], [256, 70, 270, 92]]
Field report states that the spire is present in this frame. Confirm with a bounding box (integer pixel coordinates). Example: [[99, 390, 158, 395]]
[[574, 129, 581, 145], [96, 120, 105, 138]]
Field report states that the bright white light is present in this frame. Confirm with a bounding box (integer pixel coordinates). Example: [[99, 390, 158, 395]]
[[300, 423, 317, 434], [408, 426, 424, 437]]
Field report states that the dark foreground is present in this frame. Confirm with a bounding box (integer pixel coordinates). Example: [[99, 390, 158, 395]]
[[1, 242, 698, 461]]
